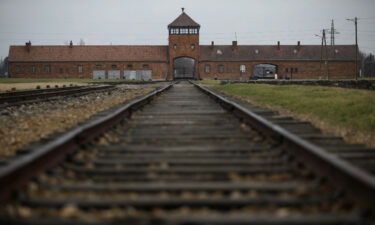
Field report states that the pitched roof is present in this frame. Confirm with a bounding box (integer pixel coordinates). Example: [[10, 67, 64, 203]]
[[9, 45, 168, 62], [199, 45, 356, 61], [168, 12, 200, 28]]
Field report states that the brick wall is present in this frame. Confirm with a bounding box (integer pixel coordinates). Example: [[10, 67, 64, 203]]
[[9, 62, 168, 80], [198, 61, 356, 80], [9, 58, 355, 81]]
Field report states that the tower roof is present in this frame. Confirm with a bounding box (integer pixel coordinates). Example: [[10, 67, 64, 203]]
[[168, 11, 200, 28]]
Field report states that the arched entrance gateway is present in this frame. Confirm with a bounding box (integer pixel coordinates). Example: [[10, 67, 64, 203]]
[[173, 57, 195, 79]]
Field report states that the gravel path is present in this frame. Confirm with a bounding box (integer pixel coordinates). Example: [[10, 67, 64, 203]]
[[0, 84, 159, 158]]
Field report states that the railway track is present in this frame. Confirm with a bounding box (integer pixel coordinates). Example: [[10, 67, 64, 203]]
[[0, 81, 374, 224], [0, 85, 115, 108]]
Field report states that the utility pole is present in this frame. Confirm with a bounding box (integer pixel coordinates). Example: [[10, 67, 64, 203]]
[[315, 33, 324, 77], [323, 29, 329, 80], [330, 19, 339, 46], [347, 17, 359, 80]]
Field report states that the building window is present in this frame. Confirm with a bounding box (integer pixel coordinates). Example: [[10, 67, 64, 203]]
[[191, 44, 195, 50], [293, 49, 298, 54], [171, 28, 179, 34], [335, 49, 339, 54], [127, 64, 133, 69], [44, 65, 51, 73], [111, 64, 117, 69], [189, 28, 198, 34], [30, 66, 36, 73], [205, 64, 211, 73], [143, 64, 149, 69], [15, 66, 21, 73], [218, 65, 224, 73], [78, 65, 83, 73], [96, 64, 102, 69], [173, 44, 177, 50], [179, 28, 187, 34], [216, 49, 223, 55], [59, 68, 63, 74], [285, 68, 288, 73], [294, 68, 298, 73], [240, 65, 246, 73], [255, 49, 260, 54]]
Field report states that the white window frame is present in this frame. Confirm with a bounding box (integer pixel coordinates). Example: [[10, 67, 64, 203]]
[[240, 65, 246, 73]]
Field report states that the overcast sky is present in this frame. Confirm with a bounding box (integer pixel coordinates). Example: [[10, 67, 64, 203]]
[[1, 0, 375, 59]]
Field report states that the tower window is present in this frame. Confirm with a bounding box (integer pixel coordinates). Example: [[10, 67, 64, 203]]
[[191, 44, 195, 50], [174, 44, 177, 50], [180, 28, 188, 34], [189, 28, 198, 34]]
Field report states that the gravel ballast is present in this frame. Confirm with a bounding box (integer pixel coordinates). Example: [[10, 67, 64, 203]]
[[0, 84, 158, 158]]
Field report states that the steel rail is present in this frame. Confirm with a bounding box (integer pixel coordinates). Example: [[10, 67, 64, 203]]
[[0, 85, 114, 104], [192, 81, 375, 209], [0, 85, 82, 97], [0, 83, 173, 203]]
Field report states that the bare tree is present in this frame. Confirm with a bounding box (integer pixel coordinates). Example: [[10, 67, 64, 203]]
[[0, 57, 3, 76], [79, 38, 85, 46]]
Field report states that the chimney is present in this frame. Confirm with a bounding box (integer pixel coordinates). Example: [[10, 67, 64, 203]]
[[277, 41, 280, 50], [232, 41, 238, 50], [211, 41, 214, 48], [69, 40, 73, 48], [25, 41, 31, 52], [297, 41, 301, 49]]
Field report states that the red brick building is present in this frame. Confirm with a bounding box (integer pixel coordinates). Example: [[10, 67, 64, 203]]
[[8, 10, 357, 80]]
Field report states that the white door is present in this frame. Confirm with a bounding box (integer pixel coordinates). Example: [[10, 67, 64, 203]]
[[93, 70, 105, 79], [108, 70, 121, 79]]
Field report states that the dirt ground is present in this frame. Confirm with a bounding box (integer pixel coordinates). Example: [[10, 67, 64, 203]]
[[0, 82, 87, 92]]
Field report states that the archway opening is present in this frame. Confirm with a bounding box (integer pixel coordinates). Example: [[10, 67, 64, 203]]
[[253, 64, 278, 79], [173, 57, 195, 79]]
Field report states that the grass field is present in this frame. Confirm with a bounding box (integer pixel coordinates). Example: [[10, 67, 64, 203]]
[[200, 80, 375, 147]]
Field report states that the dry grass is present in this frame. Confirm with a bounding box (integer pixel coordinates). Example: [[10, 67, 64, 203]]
[[0, 82, 87, 92]]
